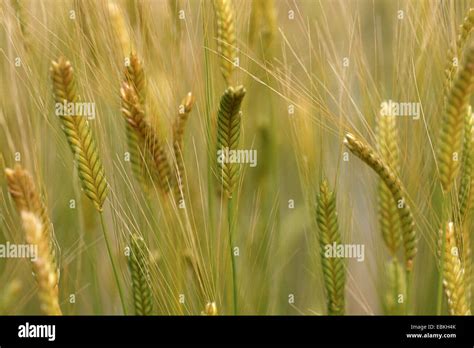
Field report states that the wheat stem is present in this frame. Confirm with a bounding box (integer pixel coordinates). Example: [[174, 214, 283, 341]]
[[99, 213, 127, 314]]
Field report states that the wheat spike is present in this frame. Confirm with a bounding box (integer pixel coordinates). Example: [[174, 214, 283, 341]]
[[344, 133, 417, 272], [21, 212, 62, 315], [216, 86, 246, 199], [201, 302, 218, 315], [108, 1, 132, 57], [459, 106, 474, 221], [438, 46, 474, 193], [249, 0, 276, 49], [382, 259, 406, 315], [128, 234, 154, 315], [213, 0, 236, 85], [377, 114, 402, 256], [123, 52, 151, 191], [316, 179, 345, 315], [120, 82, 171, 193], [439, 222, 471, 315], [173, 92, 195, 201], [50, 57, 108, 211], [0, 279, 22, 314], [5, 165, 59, 278], [444, 9, 474, 99]]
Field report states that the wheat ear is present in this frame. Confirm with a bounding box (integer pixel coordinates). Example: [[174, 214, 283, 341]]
[[123, 52, 151, 190], [213, 0, 236, 85], [438, 46, 474, 193], [21, 212, 62, 315], [201, 302, 218, 315], [5, 165, 59, 277], [377, 114, 402, 256], [382, 259, 406, 315], [344, 133, 417, 271], [316, 179, 345, 315], [216, 86, 246, 199], [439, 222, 471, 315], [173, 92, 195, 200], [50, 57, 108, 211], [128, 234, 154, 315], [120, 82, 171, 193], [459, 106, 474, 220], [444, 9, 474, 99]]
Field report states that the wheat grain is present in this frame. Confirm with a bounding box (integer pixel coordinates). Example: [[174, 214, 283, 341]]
[[438, 46, 474, 193], [459, 106, 474, 221], [344, 133, 417, 272], [316, 179, 345, 315], [50, 57, 108, 211]]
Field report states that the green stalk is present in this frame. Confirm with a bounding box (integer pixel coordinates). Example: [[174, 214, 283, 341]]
[[227, 197, 238, 315], [99, 212, 127, 314]]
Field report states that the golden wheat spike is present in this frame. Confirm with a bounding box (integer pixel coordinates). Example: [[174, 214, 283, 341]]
[[5, 165, 59, 279], [439, 222, 471, 315], [120, 82, 171, 193], [213, 0, 236, 85], [173, 92, 195, 200], [21, 212, 62, 315], [50, 56, 108, 211]]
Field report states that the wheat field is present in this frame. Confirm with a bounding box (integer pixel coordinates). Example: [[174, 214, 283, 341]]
[[0, 0, 474, 316]]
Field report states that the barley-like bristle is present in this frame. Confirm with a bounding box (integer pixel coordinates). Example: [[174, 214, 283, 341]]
[[344, 132, 417, 272], [213, 0, 236, 85], [173, 92, 195, 200], [120, 82, 171, 193], [439, 222, 471, 315], [316, 179, 345, 315], [438, 46, 474, 193], [377, 114, 402, 256], [50, 57, 108, 212], [128, 234, 154, 315], [216, 86, 246, 199], [21, 212, 62, 315]]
